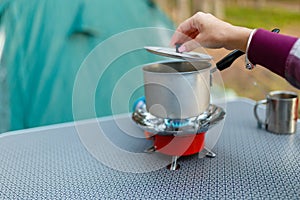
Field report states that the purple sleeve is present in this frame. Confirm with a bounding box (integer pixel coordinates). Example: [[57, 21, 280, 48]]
[[248, 29, 298, 84], [285, 39, 300, 88]]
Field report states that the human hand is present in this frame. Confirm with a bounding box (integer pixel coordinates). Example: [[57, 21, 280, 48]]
[[170, 12, 252, 52]]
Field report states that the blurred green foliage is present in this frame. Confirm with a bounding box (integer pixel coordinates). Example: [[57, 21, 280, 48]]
[[225, 6, 300, 29]]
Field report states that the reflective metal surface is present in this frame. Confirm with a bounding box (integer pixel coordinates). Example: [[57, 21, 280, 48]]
[[166, 156, 180, 171], [254, 90, 298, 134], [144, 46, 212, 61], [204, 148, 217, 158], [143, 60, 211, 119], [132, 103, 225, 136]]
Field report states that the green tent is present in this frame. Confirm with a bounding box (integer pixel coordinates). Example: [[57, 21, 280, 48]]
[[0, 0, 174, 133]]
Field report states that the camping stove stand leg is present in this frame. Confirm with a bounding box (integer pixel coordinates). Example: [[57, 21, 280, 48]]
[[167, 156, 180, 170], [204, 148, 216, 158], [144, 146, 156, 153]]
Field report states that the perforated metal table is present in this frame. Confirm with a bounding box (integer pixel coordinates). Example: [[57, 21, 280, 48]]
[[0, 99, 299, 199]]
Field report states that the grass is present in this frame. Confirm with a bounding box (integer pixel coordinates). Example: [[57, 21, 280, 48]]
[[225, 6, 300, 29]]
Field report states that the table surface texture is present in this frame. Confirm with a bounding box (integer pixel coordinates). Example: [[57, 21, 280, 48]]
[[0, 99, 299, 199]]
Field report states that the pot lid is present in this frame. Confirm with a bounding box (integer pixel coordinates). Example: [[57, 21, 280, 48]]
[[144, 46, 212, 61]]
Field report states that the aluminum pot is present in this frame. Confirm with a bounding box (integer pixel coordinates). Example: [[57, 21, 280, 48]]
[[143, 60, 211, 119], [142, 29, 280, 119]]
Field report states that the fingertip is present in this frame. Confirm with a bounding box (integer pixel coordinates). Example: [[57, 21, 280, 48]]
[[178, 45, 186, 53]]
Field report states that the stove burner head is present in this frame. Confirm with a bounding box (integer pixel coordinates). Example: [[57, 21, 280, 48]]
[[132, 97, 225, 136], [164, 119, 189, 129]]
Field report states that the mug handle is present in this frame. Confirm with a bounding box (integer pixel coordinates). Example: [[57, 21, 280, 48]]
[[254, 99, 267, 129]]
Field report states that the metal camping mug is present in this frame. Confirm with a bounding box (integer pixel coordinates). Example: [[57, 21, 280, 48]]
[[254, 91, 298, 134]]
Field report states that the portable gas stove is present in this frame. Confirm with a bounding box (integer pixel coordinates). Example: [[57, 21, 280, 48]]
[[130, 46, 227, 170], [132, 97, 225, 170]]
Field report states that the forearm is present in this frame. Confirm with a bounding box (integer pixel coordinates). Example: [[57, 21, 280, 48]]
[[225, 26, 252, 52], [285, 39, 300, 88], [248, 29, 298, 78], [171, 12, 300, 89]]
